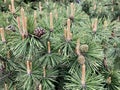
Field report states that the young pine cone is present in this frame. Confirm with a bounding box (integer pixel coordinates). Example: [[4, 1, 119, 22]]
[[34, 27, 46, 37], [80, 44, 89, 52], [78, 55, 85, 65]]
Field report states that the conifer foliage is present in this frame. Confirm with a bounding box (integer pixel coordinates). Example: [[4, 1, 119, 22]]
[[0, 0, 120, 90]]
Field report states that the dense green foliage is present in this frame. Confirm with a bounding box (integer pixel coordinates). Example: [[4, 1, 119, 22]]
[[0, 0, 120, 90]]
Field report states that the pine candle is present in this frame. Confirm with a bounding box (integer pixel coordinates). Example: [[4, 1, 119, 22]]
[[43, 66, 46, 77], [4, 83, 8, 90], [9, 5, 12, 12], [67, 19, 71, 41], [24, 16, 28, 36], [47, 41, 51, 53], [76, 39, 80, 55], [34, 10, 37, 28], [93, 2, 96, 10], [0, 28, 6, 42], [92, 18, 98, 33], [7, 51, 10, 59], [111, 0, 114, 11], [53, 3, 56, 8], [16, 17, 22, 34], [64, 28, 67, 39], [81, 64, 86, 87], [21, 7, 25, 34], [54, 9, 58, 19], [39, 84, 42, 90], [70, 3, 74, 17], [66, 7, 69, 17], [26, 61, 31, 74], [70, 33, 72, 41], [67, 19, 70, 33], [93, 4, 96, 10], [50, 12, 53, 30], [39, 2, 42, 13], [11, 0, 15, 13]]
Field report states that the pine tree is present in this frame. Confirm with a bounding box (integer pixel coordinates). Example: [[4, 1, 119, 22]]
[[0, 0, 120, 90]]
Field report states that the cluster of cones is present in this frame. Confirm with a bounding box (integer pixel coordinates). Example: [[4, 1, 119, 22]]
[[76, 39, 89, 88]]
